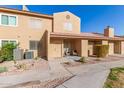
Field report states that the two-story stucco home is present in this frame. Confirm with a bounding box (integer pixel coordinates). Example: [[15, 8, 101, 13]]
[[0, 7, 124, 60]]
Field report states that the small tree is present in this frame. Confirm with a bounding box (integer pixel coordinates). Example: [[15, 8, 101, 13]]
[[0, 43, 17, 62], [95, 44, 109, 58]]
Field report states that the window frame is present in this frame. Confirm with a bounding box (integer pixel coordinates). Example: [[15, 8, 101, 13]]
[[29, 40, 39, 50], [0, 39, 18, 48], [28, 18, 43, 29], [64, 22, 73, 31], [0, 13, 18, 27]]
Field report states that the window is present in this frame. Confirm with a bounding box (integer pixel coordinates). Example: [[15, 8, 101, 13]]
[[1, 14, 17, 26], [9, 16, 16, 25], [1, 40, 17, 47], [2, 40, 9, 47], [64, 22, 72, 31], [29, 40, 39, 50], [29, 19, 42, 29], [10, 40, 16, 45], [1, 15, 9, 25]]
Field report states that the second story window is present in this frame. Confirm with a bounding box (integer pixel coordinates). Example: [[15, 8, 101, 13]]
[[29, 19, 42, 29], [64, 22, 73, 31], [1, 14, 17, 26]]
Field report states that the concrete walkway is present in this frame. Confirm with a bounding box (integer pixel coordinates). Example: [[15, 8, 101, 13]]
[[57, 61, 124, 88], [0, 59, 124, 88]]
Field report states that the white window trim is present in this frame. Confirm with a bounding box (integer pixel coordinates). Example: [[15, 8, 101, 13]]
[[29, 18, 43, 29], [64, 22, 73, 31], [0, 13, 18, 27], [0, 39, 18, 48]]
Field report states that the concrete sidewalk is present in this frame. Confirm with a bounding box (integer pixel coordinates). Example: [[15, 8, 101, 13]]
[[0, 59, 124, 88], [57, 61, 124, 88]]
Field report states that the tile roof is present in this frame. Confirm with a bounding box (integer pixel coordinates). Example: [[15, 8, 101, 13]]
[[50, 32, 124, 41]]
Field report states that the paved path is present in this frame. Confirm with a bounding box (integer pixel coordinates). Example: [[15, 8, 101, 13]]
[[57, 61, 124, 88], [0, 59, 124, 88]]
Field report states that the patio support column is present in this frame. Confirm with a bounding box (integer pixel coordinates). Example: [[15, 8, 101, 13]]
[[121, 41, 124, 54], [102, 40, 109, 54], [46, 31, 50, 60], [81, 40, 88, 57], [102, 40, 108, 45]]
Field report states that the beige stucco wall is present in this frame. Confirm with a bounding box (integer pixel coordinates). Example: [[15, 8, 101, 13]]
[[109, 41, 114, 55], [81, 40, 88, 57], [102, 40, 108, 45], [114, 41, 121, 54], [0, 12, 52, 58], [49, 39, 63, 58], [75, 39, 81, 56], [53, 11, 80, 34], [121, 41, 124, 54]]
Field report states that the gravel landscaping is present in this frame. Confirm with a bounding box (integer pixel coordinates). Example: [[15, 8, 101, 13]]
[[62, 55, 124, 68], [0, 59, 48, 76], [7, 76, 73, 88]]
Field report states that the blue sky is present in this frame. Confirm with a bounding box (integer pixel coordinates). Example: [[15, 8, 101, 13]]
[[1, 5, 124, 35]]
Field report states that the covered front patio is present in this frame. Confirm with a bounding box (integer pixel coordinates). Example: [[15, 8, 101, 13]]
[[47, 32, 124, 60], [88, 40, 124, 57], [49, 37, 85, 58]]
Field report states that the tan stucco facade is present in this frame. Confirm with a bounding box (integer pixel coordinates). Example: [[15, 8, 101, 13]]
[[0, 11, 52, 58], [0, 8, 124, 60], [53, 11, 80, 34]]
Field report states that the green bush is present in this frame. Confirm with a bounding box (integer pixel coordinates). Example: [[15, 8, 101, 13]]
[[79, 57, 86, 63], [0, 67, 8, 73], [95, 44, 109, 58], [0, 43, 17, 62]]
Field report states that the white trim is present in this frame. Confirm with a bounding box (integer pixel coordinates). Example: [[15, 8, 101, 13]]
[[0, 39, 18, 48], [0, 13, 18, 27]]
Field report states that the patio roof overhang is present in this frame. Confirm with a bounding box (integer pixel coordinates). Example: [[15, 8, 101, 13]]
[[50, 32, 124, 41]]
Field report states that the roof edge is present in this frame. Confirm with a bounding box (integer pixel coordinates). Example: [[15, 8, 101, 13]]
[[0, 7, 53, 19]]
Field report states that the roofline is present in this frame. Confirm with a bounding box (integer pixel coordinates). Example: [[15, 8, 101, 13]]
[[0, 7, 53, 19], [50, 32, 124, 41]]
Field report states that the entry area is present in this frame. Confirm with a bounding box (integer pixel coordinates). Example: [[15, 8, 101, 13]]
[[49, 38, 82, 58], [63, 39, 78, 56]]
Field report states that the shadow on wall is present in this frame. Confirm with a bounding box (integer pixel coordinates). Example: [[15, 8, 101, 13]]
[[38, 30, 48, 59]]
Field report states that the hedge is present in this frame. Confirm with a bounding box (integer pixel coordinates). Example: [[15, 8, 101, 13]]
[[95, 44, 109, 58]]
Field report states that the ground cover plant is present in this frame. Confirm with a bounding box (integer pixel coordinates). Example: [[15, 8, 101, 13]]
[[104, 67, 124, 88]]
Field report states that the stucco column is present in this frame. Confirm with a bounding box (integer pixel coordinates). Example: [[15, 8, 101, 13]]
[[46, 31, 50, 60], [102, 40, 108, 45], [81, 40, 88, 57], [121, 41, 124, 54]]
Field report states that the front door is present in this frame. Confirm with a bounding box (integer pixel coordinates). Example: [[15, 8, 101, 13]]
[[50, 40, 62, 58]]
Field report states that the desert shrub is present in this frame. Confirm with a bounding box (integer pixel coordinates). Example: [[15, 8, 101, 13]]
[[15, 63, 27, 70], [13, 60, 17, 65], [0, 43, 17, 62], [95, 44, 109, 58], [34, 56, 40, 61], [0, 67, 8, 73], [64, 62, 70, 65], [79, 57, 86, 63]]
